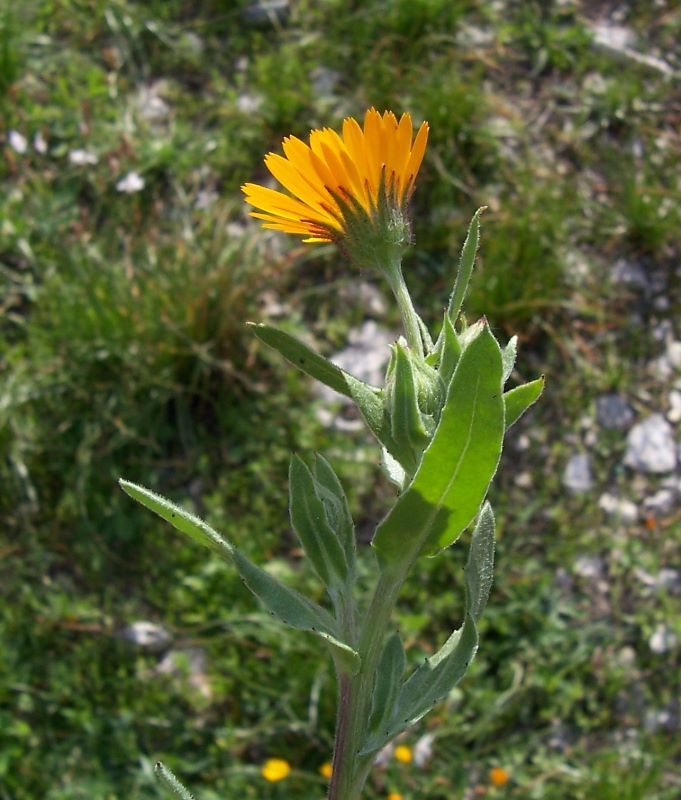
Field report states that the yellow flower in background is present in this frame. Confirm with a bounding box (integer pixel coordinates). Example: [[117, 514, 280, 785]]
[[261, 758, 291, 782], [242, 108, 428, 245], [394, 744, 413, 764], [319, 761, 333, 779], [387, 793, 403, 800], [489, 766, 510, 787]]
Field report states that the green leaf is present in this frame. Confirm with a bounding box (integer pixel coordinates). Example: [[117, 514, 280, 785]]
[[504, 376, 544, 429], [367, 632, 406, 739], [502, 336, 517, 383], [312, 454, 355, 569], [438, 314, 461, 389], [155, 762, 197, 800], [289, 455, 349, 588], [119, 479, 234, 558], [372, 324, 505, 563], [362, 617, 478, 753], [447, 207, 485, 323], [465, 503, 495, 622], [381, 446, 407, 490], [119, 479, 360, 674], [248, 321, 386, 442], [362, 508, 495, 752], [397, 617, 478, 733]]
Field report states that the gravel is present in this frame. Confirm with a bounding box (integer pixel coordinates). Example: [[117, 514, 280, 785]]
[[624, 414, 677, 473]]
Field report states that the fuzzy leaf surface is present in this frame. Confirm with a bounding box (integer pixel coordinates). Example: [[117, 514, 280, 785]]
[[372, 324, 504, 563], [289, 455, 349, 588], [504, 376, 544, 428], [248, 322, 385, 439], [447, 207, 484, 323], [363, 505, 495, 752], [119, 479, 359, 673], [367, 632, 406, 739]]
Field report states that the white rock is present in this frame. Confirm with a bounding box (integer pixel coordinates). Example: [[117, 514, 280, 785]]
[[310, 66, 341, 96], [237, 93, 263, 113], [668, 390, 681, 424], [616, 646, 637, 667], [195, 189, 218, 210], [338, 281, 388, 318], [591, 22, 636, 51], [598, 492, 638, 523], [155, 646, 211, 699], [637, 568, 681, 595], [515, 434, 531, 451], [136, 83, 170, 121], [611, 258, 648, 289], [514, 471, 533, 489], [644, 707, 674, 733], [316, 321, 394, 405], [116, 171, 145, 193], [656, 569, 681, 594], [648, 624, 678, 654], [69, 149, 98, 166], [643, 488, 676, 516], [242, 0, 290, 24], [8, 130, 28, 154], [624, 414, 677, 473], [413, 732, 435, 767], [667, 340, 681, 370], [563, 453, 593, 493], [573, 554, 604, 579], [33, 132, 47, 154], [119, 621, 172, 651]]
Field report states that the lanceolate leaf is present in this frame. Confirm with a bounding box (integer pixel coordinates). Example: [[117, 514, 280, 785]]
[[367, 632, 406, 738], [155, 762, 197, 800], [504, 376, 544, 429], [248, 322, 386, 444], [312, 454, 355, 569], [361, 617, 478, 753], [289, 455, 349, 588], [119, 479, 360, 674], [438, 314, 461, 389], [363, 506, 495, 753], [372, 324, 505, 563], [465, 503, 495, 623], [447, 207, 485, 324]]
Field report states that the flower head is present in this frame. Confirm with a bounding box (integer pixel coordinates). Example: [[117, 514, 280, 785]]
[[242, 109, 428, 263], [261, 758, 291, 782], [489, 766, 510, 787], [394, 744, 413, 764], [319, 761, 333, 779]]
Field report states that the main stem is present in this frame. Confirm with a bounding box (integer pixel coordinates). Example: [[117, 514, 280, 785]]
[[327, 255, 421, 798], [327, 566, 405, 800]]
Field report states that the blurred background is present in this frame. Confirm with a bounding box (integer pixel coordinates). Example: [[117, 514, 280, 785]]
[[1, 1, 680, 798]]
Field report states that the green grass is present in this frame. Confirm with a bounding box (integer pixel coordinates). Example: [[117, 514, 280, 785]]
[[1, 1, 680, 798]]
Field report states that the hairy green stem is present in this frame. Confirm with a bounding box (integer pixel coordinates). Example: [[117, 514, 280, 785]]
[[382, 258, 424, 357], [327, 566, 405, 799]]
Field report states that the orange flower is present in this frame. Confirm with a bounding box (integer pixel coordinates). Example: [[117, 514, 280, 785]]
[[242, 109, 428, 245], [489, 766, 510, 787], [261, 758, 291, 782], [387, 794, 403, 800], [319, 761, 333, 779]]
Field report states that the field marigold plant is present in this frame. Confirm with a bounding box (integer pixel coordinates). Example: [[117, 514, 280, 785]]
[[124, 110, 543, 800]]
